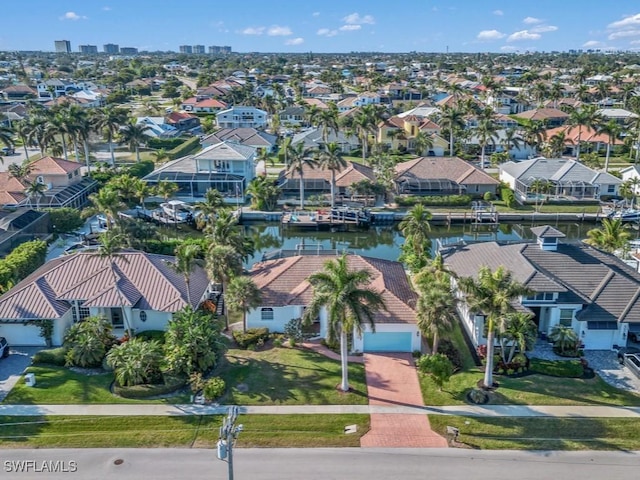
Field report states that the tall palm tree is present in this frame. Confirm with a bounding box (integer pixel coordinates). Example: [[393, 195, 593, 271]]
[[458, 266, 531, 388], [413, 131, 434, 157], [475, 117, 498, 170], [0, 124, 14, 151], [173, 243, 202, 306], [15, 120, 32, 161], [25, 180, 47, 209], [500, 312, 537, 364], [225, 276, 262, 332], [439, 105, 465, 157], [72, 109, 94, 174], [286, 142, 317, 209], [501, 127, 522, 157], [311, 105, 340, 145], [88, 187, 123, 229], [155, 180, 179, 202], [585, 218, 630, 253], [206, 209, 254, 261], [303, 254, 386, 392], [597, 120, 622, 173], [522, 120, 547, 153], [352, 105, 379, 163], [91, 106, 128, 166], [398, 204, 432, 259], [119, 121, 152, 162], [133, 178, 151, 211], [416, 278, 458, 354], [7, 161, 33, 185], [90, 231, 133, 335], [206, 244, 243, 329], [316, 142, 347, 208], [567, 105, 603, 162], [195, 188, 225, 228]]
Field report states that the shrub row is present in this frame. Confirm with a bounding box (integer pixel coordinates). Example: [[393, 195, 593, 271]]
[[147, 137, 187, 150], [32, 347, 68, 366], [0, 240, 47, 292], [167, 136, 201, 160], [232, 328, 270, 349], [113, 376, 186, 399], [529, 358, 584, 378], [395, 194, 473, 207]]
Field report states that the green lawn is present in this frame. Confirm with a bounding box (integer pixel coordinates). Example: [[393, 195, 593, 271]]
[[2, 366, 190, 405], [0, 414, 368, 448], [216, 347, 368, 405], [429, 415, 640, 450], [491, 200, 602, 214], [419, 368, 640, 406]]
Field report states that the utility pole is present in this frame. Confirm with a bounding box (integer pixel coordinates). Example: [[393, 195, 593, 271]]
[[217, 406, 243, 480]]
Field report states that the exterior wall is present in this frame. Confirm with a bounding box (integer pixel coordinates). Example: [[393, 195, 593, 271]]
[[0, 323, 46, 346], [134, 310, 172, 332], [499, 170, 517, 190], [52, 311, 74, 346], [246, 305, 301, 333], [351, 323, 420, 353], [464, 183, 498, 196]]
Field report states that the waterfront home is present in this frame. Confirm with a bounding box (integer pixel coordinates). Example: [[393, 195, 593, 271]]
[[512, 107, 569, 127], [215, 106, 268, 129], [201, 128, 277, 153]]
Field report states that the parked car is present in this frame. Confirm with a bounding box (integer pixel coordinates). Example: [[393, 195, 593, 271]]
[[1, 146, 15, 156], [0, 337, 9, 358]]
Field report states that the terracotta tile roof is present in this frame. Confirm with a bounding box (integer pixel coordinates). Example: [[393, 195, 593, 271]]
[[29, 156, 82, 175], [514, 108, 569, 121], [545, 126, 623, 145], [395, 157, 499, 186], [195, 98, 228, 109], [249, 254, 417, 325], [280, 161, 375, 187], [0, 251, 210, 320]]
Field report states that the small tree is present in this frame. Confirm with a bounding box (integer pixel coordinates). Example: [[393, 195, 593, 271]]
[[549, 325, 580, 356], [417, 353, 454, 391], [107, 338, 163, 386]]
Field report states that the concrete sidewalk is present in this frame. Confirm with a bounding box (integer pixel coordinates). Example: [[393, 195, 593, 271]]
[[1, 403, 640, 417]]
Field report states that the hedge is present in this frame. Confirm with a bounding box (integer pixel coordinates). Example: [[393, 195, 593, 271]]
[[127, 160, 155, 178], [113, 375, 186, 399], [167, 136, 201, 160], [232, 328, 270, 349], [529, 358, 584, 378], [45, 208, 83, 233], [147, 137, 186, 150], [395, 194, 473, 207], [0, 239, 48, 291], [32, 347, 68, 366]]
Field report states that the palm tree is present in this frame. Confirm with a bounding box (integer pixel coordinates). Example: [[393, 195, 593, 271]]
[[286, 142, 317, 209], [91, 106, 128, 166], [107, 337, 163, 386], [416, 278, 458, 354], [585, 218, 630, 253], [0, 124, 14, 151], [529, 178, 554, 211], [15, 120, 32, 161], [155, 180, 179, 202], [225, 276, 262, 332], [25, 181, 47, 209], [245, 176, 280, 211], [316, 142, 347, 208], [567, 105, 603, 162], [119, 121, 151, 162], [439, 105, 465, 157], [522, 120, 547, 153], [310, 105, 339, 145], [500, 312, 537, 364], [90, 230, 133, 335], [458, 265, 531, 388], [195, 188, 225, 228], [88, 187, 123, 229], [8, 161, 33, 185], [475, 117, 498, 170], [133, 178, 151, 211], [206, 244, 243, 329], [412, 131, 434, 157], [398, 204, 432, 259], [72, 109, 94, 174], [597, 120, 621, 173], [173, 243, 201, 306], [303, 254, 386, 392], [545, 131, 572, 158], [151, 148, 170, 164], [352, 105, 378, 162]]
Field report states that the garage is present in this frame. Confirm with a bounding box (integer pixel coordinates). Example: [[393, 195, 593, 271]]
[[363, 332, 413, 353], [0, 324, 46, 347], [583, 329, 615, 350]]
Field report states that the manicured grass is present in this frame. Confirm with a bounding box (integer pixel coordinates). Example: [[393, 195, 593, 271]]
[[492, 200, 602, 214], [0, 414, 368, 448], [3, 366, 190, 405], [419, 367, 640, 406], [216, 347, 368, 405], [429, 415, 640, 450]]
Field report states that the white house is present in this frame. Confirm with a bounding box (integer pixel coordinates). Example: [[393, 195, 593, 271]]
[[216, 106, 268, 129], [443, 226, 639, 351], [247, 253, 421, 353], [0, 251, 211, 346], [620, 166, 640, 194]]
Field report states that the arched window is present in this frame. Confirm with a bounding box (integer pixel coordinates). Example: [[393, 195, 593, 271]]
[[140, 311, 147, 322]]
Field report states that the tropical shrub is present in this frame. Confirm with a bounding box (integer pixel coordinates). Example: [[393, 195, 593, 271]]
[[395, 194, 473, 207], [549, 325, 580, 357], [32, 347, 67, 366], [64, 316, 117, 368], [284, 318, 304, 343], [113, 376, 185, 399], [232, 327, 270, 349], [0, 240, 47, 292], [45, 208, 84, 233], [107, 338, 164, 387], [136, 330, 166, 344], [203, 377, 226, 402], [417, 353, 454, 390], [438, 339, 464, 372]]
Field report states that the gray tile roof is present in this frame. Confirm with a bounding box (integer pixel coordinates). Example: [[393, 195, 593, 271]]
[[530, 226, 566, 238], [501, 158, 621, 186]]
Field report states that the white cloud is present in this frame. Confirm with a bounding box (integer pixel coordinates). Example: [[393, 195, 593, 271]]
[[285, 37, 304, 46], [500, 45, 519, 52], [312, 12, 320, 17], [508, 30, 541, 42], [608, 13, 640, 29], [631, 39, 640, 45], [317, 28, 338, 37], [241, 27, 265, 35], [608, 29, 640, 40], [60, 11, 87, 21], [531, 25, 558, 33], [267, 25, 292, 36], [523, 16, 542, 24], [493, 10, 504, 16], [583, 40, 603, 47], [342, 13, 375, 25], [340, 24, 361, 32], [477, 30, 506, 41]]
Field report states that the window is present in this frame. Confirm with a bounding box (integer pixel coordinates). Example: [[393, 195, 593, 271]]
[[140, 311, 147, 322], [607, 185, 615, 193], [261, 308, 274, 321], [524, 292, 554, 302], [72, 301, 91, 322], [68, 173, 73, 180], [559, 309, 573, 327], [111, 308, 124, 328]]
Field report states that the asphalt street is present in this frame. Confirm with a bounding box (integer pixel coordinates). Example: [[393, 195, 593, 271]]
[[1, 448, 638, 480]]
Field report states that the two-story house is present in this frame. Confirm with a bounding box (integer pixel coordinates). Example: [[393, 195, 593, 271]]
[[215, 106, 268, 129], [143, 141, 256, 203]]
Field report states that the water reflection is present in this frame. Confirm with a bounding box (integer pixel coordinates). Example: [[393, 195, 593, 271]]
[[244, 221, 591, 267]]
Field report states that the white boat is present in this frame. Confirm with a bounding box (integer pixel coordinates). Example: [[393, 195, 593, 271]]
[[611, 209, 640, 222], [160, 200, 194, 223]]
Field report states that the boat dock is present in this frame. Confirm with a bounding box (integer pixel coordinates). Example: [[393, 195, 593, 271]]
[[281, 208, 371, 230]]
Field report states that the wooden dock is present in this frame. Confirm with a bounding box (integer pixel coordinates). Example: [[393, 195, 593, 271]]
[[281, 208, 370, 230]]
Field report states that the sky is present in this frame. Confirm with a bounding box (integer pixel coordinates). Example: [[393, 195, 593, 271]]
[[2, 1, 640, 54]]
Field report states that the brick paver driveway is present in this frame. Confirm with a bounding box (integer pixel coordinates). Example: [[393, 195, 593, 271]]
[[360, 353, 448, 448]]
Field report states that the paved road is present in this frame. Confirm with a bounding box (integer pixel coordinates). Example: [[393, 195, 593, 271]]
[[0, 147, 38, 172], [1, 448, 638, 480]]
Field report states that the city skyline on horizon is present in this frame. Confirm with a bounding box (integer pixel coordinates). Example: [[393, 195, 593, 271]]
[[2, 1, 640, 54]]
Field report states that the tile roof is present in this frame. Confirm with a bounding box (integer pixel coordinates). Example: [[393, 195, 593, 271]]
[[514, 108, 569, 121], [0, 251, 210, 320], [530, 225, 566, 238], [545, 126, 624, 145], [395, 157, 499, 186], [249, 254, 417, 325], [30, 156, 83, 175], [279, 161, 374, 187], [500, 158, 621, 186]]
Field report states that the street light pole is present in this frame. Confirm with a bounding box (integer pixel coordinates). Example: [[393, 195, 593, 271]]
[[217, 406, 243, 480]]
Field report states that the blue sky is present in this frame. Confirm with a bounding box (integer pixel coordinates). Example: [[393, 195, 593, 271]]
[[2, 1, 640, 53]]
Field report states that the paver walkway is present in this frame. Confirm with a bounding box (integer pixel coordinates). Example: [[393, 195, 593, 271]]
[[359, 353, 448, 448]]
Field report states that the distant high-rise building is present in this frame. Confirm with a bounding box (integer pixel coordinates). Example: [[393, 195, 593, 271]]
[[221, 46, 232, 54], [193, 45, 205, 54], [103, 43, 120, 54], [79, 45, 98, 54], [179, 45, 193, 54], [208, 45, 232, 54], [54, 40, 71, 53], [119, 47, 138, 55]]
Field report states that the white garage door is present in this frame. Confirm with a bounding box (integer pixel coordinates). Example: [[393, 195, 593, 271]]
[[0, 324, 46, 346], [363, 332, 412, 352], [584, 330, 614, 350]]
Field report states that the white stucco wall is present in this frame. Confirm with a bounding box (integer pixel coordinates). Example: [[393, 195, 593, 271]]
[[499, 170, 517, 190], [246, 305, 302, 333], [134, 310, 172, 333]]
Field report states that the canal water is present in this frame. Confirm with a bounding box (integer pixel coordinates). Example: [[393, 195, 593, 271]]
[[243, 221, 594, 267]]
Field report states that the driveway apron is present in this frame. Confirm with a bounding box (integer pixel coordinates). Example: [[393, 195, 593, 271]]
[[360, 353, 448, 448]]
